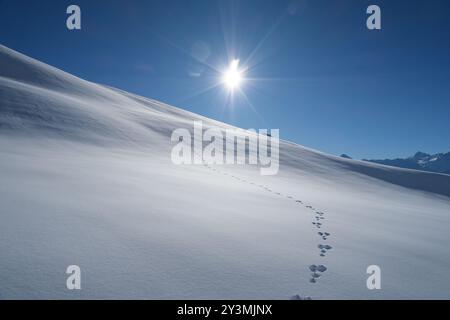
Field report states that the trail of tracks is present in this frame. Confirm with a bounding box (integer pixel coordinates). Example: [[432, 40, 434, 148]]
[[201, 163, 334, 300]]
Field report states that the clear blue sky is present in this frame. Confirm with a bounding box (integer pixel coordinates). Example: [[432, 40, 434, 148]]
[[1, 0, 449, 159]]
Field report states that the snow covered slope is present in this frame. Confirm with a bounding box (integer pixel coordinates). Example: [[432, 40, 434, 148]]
[[1, 44, 450, 299]]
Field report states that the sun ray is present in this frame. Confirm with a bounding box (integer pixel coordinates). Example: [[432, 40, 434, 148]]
[[236, 86, 267, 126], [175, 80, 224, 105]]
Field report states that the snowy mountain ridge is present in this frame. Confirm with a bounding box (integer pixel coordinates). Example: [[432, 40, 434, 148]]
[[365, 151, 450, 175]]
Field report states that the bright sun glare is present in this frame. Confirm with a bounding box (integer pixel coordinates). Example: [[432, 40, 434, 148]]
[[223, 59, 244, 91]]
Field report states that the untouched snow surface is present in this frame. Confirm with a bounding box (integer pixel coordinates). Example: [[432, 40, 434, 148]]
[[1, 45, 450, 299]]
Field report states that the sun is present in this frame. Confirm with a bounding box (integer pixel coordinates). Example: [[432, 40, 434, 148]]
[[222, 59, 244, 91]]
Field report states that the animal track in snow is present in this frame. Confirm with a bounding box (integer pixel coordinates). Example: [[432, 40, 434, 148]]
[[198, 163, 334, 295], [308, 264, 328, 283], [290, 294, 312, 300], [318, 232, 330, 241], [312, 222, 322, 229], [318, 244, 332, 257]]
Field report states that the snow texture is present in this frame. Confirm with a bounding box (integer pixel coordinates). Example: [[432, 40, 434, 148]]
[[1, 45, 450, 299]]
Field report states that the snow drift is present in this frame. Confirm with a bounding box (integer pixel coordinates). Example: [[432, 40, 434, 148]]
[[1, 44, 450, 299]]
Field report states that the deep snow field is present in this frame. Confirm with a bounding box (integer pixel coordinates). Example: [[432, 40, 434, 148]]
[[1, 44, 450, 299]]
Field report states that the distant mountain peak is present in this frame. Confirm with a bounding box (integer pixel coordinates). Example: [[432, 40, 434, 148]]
[[412, 151, 430, 160]]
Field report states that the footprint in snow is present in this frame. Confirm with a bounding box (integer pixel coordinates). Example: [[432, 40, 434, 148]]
[[312, 222, 322, 228], [290, 294, 312, 300], [318, 232, 330, 240], [309, 264, 328, 283], [318, 244, 332, 256]]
